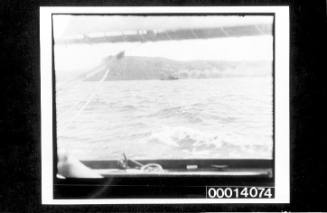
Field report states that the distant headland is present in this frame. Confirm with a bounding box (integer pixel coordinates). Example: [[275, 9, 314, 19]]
[[80, 56, 272, 81]]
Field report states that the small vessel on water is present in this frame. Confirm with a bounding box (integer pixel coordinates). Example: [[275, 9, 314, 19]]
[[160, 74, 179, 80]]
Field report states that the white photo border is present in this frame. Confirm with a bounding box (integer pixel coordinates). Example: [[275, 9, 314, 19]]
[[40, 6, 289, 204]]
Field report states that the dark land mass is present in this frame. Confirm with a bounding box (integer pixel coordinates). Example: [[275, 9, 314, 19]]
[[81, 56, 272, 81]]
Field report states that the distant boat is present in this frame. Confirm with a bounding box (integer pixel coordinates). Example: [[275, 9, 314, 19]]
[[160, 74, 179, 80], [116, 51, 125, 59]]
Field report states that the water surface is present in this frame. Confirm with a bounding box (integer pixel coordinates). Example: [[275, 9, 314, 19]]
[[56, 77, 273, 160]]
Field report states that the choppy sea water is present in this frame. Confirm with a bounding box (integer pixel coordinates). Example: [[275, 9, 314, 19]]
[[56, 77, 273, 160]]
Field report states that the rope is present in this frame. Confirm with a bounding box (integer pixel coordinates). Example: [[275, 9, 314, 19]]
[[56, 61, 107, 96], [58, 29, 188, 133], [254, 25, 264, 34], [220, 27, 229, 36], [60, 65, 111, 132], [191, 29, 198, 39]]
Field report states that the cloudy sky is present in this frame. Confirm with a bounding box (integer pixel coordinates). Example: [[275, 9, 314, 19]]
[[54, 15, 273, 72], [54, 15, 273, 38]]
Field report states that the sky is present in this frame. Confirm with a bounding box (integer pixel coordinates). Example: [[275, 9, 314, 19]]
[[55, 36, 273, 73], [53, 15, 273, 38], [54, 15, 273, 73]]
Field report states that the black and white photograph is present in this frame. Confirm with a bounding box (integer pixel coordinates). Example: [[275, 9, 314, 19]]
[[40, 6, 289, 204], [4, 0, 327, 211]]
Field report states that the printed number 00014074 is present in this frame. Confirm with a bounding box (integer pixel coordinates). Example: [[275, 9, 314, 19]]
[[207, 187, 274, 199]]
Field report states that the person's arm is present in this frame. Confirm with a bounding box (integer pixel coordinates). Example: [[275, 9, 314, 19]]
[[57, 150, 103, 178]]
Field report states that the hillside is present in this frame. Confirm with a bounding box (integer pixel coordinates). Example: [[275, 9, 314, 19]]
[[84, 56, 272, 81]]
